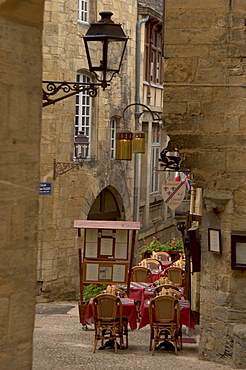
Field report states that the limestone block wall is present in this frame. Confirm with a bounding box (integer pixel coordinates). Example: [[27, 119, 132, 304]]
[[163, 0, 246, 367], [40, 0, 137, 299], [0, 0, 44, 369]]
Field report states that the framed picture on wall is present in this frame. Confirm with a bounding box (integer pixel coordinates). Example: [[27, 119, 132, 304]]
[[208, 228, 222, 254], [231, 232, 246, 270]]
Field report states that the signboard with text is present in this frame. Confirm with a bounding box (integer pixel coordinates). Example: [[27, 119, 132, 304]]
[[39, 182, 52, 194]]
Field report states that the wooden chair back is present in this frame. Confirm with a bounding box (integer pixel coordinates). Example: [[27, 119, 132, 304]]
[[141, 258, 162, 270], [150, 295, 180, 323], [132, 266, 151, 282], [152, 251, 171, 262], [165, 266, 184, 286], [92, 293, 121, 321], [149, 295, 181, 355], [92, 293, 123, 353]]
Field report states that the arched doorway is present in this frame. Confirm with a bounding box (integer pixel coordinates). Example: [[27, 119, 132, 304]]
[[88, 187, 122, 220]]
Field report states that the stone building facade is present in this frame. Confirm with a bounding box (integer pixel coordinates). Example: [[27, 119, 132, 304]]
[[39, 0, 178, 300], [0, 0, 44, 369], [163, 0, 246, 367]]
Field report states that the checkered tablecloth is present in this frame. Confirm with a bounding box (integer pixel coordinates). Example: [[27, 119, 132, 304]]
[[130, 282, 152, 289]]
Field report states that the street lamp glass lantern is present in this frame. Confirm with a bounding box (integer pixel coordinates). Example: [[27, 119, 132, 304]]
[[74, 132, 90, 165], [116, 129, 133, 160], [132, 131, 145, 153], [83, 11, 129, 88]]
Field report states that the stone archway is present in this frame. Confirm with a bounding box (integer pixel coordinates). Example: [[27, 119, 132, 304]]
[[88, 187, 124, 221]]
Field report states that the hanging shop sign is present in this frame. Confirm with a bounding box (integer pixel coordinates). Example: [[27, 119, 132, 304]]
[[161, 181, 186, 211]]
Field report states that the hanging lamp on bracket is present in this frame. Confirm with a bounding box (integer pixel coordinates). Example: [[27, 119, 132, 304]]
[[132, 130, 145, 153], [115, 129, 133, 160]]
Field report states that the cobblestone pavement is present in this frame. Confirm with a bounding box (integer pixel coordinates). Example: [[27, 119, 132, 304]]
[[33, 302, 233, 370]]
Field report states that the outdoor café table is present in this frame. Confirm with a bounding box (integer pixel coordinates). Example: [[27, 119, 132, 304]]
[[160, 261, 173, 270], [138, 299, 195, 331], [149, 269, 165, 283], [84, 297, 138, 331], [128, 282, 152, 301], [143, 286, 185, 301]]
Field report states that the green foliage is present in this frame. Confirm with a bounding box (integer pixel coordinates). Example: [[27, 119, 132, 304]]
[[83, 283, 108, 304], [136, 236, 184, 258]]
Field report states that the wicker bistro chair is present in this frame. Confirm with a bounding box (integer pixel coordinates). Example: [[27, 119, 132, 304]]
[[92, 294, 123, 353], [149, 295, 181, 356], [165, 266, 184, 287], [110, 288, 129, 348], [152, 251, 171, 262], [132, 266, 152, 282], [141, 258, 162, 270]]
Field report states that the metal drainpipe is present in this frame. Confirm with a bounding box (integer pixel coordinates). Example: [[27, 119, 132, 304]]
[[133, 15, 149, 221]]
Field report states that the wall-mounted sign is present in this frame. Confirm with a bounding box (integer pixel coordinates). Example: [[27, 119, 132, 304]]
[[231, 231, 246, 270], [39, 182, 52, 194], [208, 228, 222, 254], [161, 181, 186, 210]]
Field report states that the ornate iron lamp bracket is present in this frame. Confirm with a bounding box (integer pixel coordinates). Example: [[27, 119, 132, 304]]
[[42, 81, 102, 107], [53, 159, 79, 180]]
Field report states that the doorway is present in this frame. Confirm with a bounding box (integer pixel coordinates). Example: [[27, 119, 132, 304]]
[[88, 187, 122, 220]]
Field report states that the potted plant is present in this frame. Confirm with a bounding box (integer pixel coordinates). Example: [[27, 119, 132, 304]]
[[136, 236, 184, 261]]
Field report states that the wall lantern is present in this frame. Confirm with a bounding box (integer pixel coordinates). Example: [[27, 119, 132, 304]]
[[74, 131, 90, 165], [43, 11, 129, 107], [53, 132, 89, 180], [83, 11, 129, 90], [132, 131, 145, 153], [116, 129, 133, 160]]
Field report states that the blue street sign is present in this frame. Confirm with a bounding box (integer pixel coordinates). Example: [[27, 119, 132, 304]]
[[39, 182, 52, 194]]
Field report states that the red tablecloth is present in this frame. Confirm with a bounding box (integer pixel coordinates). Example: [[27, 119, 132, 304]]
[[84, 297, 138, 331], [128, 282, 151, 301], [160, 261, 173, 270], [143, 286, 185, 301], [149, 270, 165, 283], [138, 299, 194, 330]]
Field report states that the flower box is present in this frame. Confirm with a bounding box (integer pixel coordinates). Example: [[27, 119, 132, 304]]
[[166, 251, 180, 261], [137, 236, 184, 261], [142, 250, 180, 261]]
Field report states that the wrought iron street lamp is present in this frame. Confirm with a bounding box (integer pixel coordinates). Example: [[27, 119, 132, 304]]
[[83, 11, 129, 90], [43, 11, 129, 107], [74, 131, 90, 165], [53, 132, 89, 180]]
